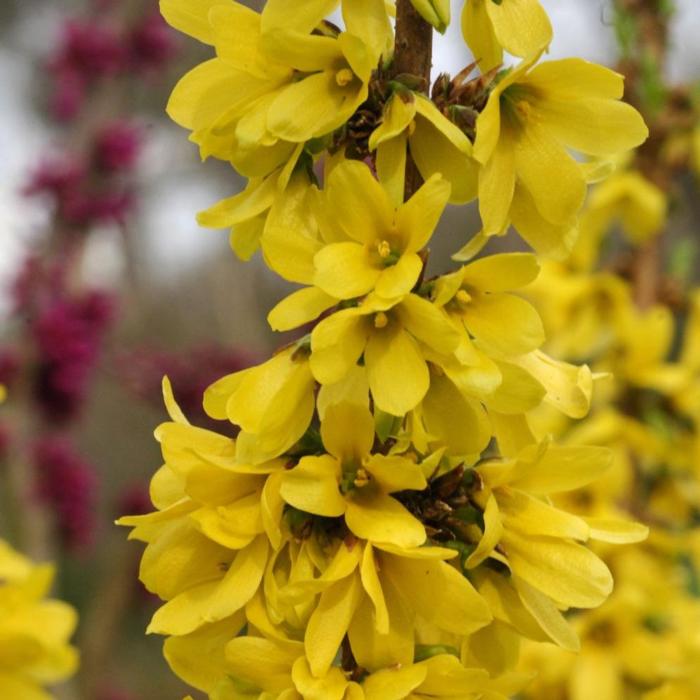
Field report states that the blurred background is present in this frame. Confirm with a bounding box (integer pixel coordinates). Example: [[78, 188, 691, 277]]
[[1, 0, 700, 698]]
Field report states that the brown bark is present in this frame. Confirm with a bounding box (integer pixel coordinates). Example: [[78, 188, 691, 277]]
[[393, 0, 434, 198]]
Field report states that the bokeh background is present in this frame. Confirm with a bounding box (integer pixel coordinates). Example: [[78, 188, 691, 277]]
[[1, 1, 700, 698]]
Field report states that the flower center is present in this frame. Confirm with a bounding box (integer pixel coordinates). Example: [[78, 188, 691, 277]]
[[374, 312, 389, 329], [456, 289, 472, 305], [335, 68, 355, 87]]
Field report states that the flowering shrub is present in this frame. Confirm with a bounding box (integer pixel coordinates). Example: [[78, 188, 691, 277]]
[[118, 1, 656, 698]]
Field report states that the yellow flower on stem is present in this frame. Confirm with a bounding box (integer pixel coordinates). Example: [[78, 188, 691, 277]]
[[204, 345, 316, 464], [309, 293, 461, 416], [461, 0, 552, 72], [118, 379, 284, 637], [433, 252, 544, 357], [369, 92, 479, 206], [473, 54, 648, 257], [312, 160, 451, 301], [280, 402, 428, 548], [469, 441, 647, 648], [163, 0, 389, 169]]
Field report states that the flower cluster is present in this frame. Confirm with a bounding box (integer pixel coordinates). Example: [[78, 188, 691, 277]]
[[0, 539, 78, 697], [49, 11, 178, 122], [515, 169, 700, 699], [121, 1, 650, 698], [33, 437, 99, 549]]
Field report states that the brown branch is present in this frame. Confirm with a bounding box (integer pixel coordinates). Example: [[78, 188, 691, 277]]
[[393, 0, 433, 198], [615, 0, 673, 310]]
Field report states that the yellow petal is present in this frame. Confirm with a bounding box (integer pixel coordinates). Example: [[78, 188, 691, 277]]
[[364, 455, 427, 493], [510, 443, 612, 494], [359, 544, 389, 634], [486, 0, 552, 60], [383, 556, 492, 635], [503, 531, 612, 608], [349, 592, 414, 673], [466, 494, 503, 568], [279, 456, 346, 517], [326, 160, 395, 245], [370, 94, 416, 150], [485, 361, 546, 414], [515, 351, 593, 418], [345, 490, 426, 548], [514, 120, 587, 225], [396, 174, 451, 252], [305, 573, 363, 676], [160, 0, 232, 44], [314, 242, 382, 299], [478, 130, 515, 235], [197, 177, 276, 229], [261, 0, 339, 34], [322, 402, 375, 462], [269, 71, 366, 142], [509, 183, 579, 259], [461, 0, 501, 71], [291, 657, 349, 700], [225, 636, 301, 693], [342, 0, 393, 58], [397, 294, 461, 356], [514, 577, 580, 651], [460, 253, 540, 292], [163, 615, 246, 693], [463, 292, 545, 356], [422, 371, 491, 456], [376, 135, 408, 208], [584, 517, 649, 544], [361, 659, 426, 698], [499, 490, 590, 541], [268, 287, 338, 332], [311, 308, 369, 384], [376, 253, 424, 299], [539, 96, 649, 157], [365, 326, 429, 415]]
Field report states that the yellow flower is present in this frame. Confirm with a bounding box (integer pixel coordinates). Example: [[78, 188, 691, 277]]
[[462, 0, 552, 72], [474, 54, 648, 257], [163, 0, 390, 166], [280, 402, 428, 547], [309, 293, 461, 416], [118, 379, 283, 637], [0, 540, 79, 698], [369, 92, 479, 205], [312, 160, 450, 301], [433, 252, 544, 357], [196, 152, 310, 262], [581, 168, 668, 247], [204, 345, 316, 464], [222, 634, 507, 700], [469, 441, 647, 647]]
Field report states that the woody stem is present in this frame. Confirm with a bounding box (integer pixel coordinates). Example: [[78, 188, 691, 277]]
[[394, 0, 434, 198]]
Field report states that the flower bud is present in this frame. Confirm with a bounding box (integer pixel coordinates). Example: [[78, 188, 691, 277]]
[[410, 0, 450, 33]]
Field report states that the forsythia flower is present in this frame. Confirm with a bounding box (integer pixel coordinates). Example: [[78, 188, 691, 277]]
[[0, 540, 78, 698], [311, 160, 450, 301], [369, 92, 479, 205], [279, 402, 428, 548], [474, 54, 648, 257]]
